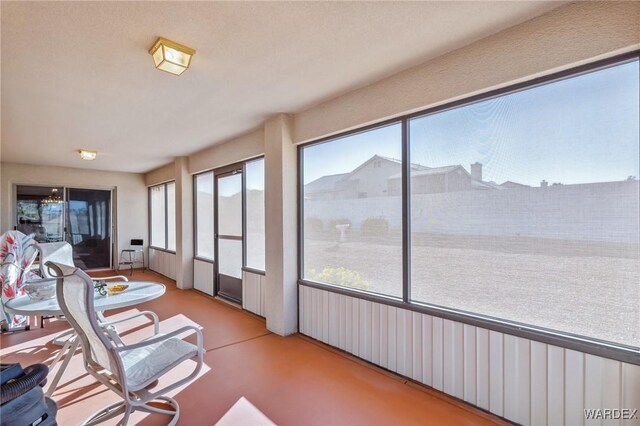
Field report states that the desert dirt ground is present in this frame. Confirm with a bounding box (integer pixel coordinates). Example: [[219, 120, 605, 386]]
[[303, 235, 640, 347]]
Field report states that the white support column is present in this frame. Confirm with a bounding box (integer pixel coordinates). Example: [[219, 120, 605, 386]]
[[264, 114, 298, 335], [175, 157, 194, 289]]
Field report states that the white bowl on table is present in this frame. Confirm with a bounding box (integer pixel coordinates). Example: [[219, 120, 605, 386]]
[[24, 278, 57, 301]]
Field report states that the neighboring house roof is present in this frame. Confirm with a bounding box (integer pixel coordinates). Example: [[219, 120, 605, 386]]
[[305, 173, 349, 193], [388, 165, 466, 180], [500, 181, 530, 188], [307, 156, 528, 194], [377, 155, 430, 171], [472, 179, 503, 190], [344, 155, 428, 181]]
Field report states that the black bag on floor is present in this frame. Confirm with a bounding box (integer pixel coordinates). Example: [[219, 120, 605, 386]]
[[0, 363, 57, 426]]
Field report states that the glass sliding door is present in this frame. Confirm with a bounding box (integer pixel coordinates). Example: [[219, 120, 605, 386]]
[[15, 185, 113, 269], [215, 169, 243, 303], [65, 188, 112, 269], [16, 185, 64, 243]]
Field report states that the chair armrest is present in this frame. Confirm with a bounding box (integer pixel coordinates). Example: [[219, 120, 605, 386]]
[[99, 310, 159, 335], [114, 325, 203, 354]]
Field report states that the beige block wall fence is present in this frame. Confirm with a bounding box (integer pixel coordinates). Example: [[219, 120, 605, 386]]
[[2, 3, 638, 424]]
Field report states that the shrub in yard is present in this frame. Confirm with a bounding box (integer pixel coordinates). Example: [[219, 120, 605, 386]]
[[304, 217, 324, 235], [360, 217, 389, 237], [310, 267, 369, 290]]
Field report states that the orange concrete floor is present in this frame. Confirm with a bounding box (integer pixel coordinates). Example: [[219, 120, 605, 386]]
[[0, 270, 508, 426]]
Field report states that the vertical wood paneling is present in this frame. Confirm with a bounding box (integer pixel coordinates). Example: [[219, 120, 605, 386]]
[[489, 330, 504, 416], [242, 271, 258, 313], [548, 345, 565, 425], [387, 306, 397, 373], [379, 304, 388, 369], [305, 286, 314, 336], [432, 317, 444, 391], [476, 327, 490, 411], [463, 324, 477, 405], [149, 249, 176, 280], [344, 296, 352, 353], [253, 274, 259, 316], [622, 363, 640, 426], [314, 288, 322, 340], [504, 335, 530, 425], [412, 312, 423, 383], [241, 271, 247, 307], [321, 290, 329, 343], [297, 288, 637, 426], [351, 297, 360, 356], [422, 315, 433, 387], [360, 299, 372, 362], [530, 340, 548, 426], [259, 275, 265, 316], [396, 309, 412, 378], [149, 249, 155, 271], [328, 292, 339, 347], [298, 287, 306, 335], [242, 271, 249, 310], [443, 319, 464, 399], [194, 259, 212, 295], [584, 354, 602, 426], [565, 349, 585, 426], [371, 302, 381, 365], [585, 355, 622, 426], [338, 295, 347, 351], [404, 311, 414, 379]]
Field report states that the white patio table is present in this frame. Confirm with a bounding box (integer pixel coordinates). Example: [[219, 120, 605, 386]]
[[4, 281, 166, 396]]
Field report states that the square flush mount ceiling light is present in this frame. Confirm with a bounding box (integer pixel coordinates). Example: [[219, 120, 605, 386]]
[[149, 37, 196, 76], [79, 149, 97, 160]]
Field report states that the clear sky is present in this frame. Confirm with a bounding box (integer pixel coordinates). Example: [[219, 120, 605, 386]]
[[304, 59, 639, 187]]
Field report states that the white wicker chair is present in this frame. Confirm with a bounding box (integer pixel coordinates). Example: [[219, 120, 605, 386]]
[[47, 261, 204, 426]]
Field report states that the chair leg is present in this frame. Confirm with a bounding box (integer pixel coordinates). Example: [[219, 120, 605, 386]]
[[81, 401, 128, 426], [122, 404, 134, 426], [46, 336, 80, 397], [81, 397, 179, 426], [137, 396, 180, 426]]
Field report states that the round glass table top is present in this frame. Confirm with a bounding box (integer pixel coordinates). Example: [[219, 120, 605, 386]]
[[4, 281, 166, 316]]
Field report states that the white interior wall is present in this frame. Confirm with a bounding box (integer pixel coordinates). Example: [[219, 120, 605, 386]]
[[0, 162, 148, 265]]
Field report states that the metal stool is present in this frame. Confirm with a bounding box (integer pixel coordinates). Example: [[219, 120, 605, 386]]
[[118, 239, 145, 276]]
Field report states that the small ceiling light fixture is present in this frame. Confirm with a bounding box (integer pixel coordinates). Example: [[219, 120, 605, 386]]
[[148, 37, 195, 76], [79, 149, 97, 161]]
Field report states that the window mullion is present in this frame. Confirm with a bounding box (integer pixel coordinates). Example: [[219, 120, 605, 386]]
[[402, 118, 410, 304], [164, 183, 168, 250]]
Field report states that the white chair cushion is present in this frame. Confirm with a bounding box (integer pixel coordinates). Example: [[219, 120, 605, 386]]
[[119, 335, 198, 391]]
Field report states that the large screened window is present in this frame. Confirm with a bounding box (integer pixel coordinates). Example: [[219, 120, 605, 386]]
[[195, 172, 214, 260], [244, 158, 265, 271], [150, 185, 166, 248], [299, 55, 640, 352], [301, 123, 403, 298], [149, 182, 176, 251], [409, 59, 639, 347]]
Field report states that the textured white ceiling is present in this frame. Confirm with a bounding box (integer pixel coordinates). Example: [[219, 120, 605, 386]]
[[1, 1, 564, 173]]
